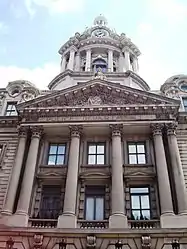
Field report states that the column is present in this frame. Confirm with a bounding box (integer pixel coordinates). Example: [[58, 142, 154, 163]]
[[60, 55, 66, 72], [132, 57, 138, 73], [85, 49, 91, 71], [1, 127, 28, 216], [109, 124, 128, 228], [119, 53, 125, 72], [124, 49, 131, 71], [151, 123, 174, 215], [108, 49, 113, 72], [14, 126, 43, 226], [57, 126, 81, 228], [75, 52, 80, 71], [67, 49, 75, 70], [166, 123, 187, 214]]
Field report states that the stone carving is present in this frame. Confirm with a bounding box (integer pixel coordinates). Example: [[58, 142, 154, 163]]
[[86, 235, 96, 249], [69, 125, 82, 137], [150, 123, 164, 136], [33, 234, 43, 249], [93, 68, 107, 80], [110, 124, 123, 136], [141, 236, 151, 249], [88, 96, 102, 105], [30, 126, 43, 138], [0, 93, 5, 106], [165, 122, 177, 136], [6, 238, 14, 249], [21, 90, 36, 102]]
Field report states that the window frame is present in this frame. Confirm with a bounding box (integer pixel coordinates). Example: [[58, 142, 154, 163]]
[[47, 143, 66, 166], [182, 97, 187, 111], [5, 102, 18, 116], [130, 186, 151, 220], [87, 142, 106, 165], [84, 186, 105, 221], [127, 141, 147, 164]]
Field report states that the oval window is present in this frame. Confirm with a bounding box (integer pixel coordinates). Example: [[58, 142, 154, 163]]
[[181, 85, 187, 91]]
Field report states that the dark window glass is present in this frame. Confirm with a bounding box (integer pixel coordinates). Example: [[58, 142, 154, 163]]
[[5, 102, 17, 116], [47, 143, 66, 165], [87, 143, 105, 165], [92, 58, 107, 72], [127, 142, 146, 164], [85, 186, 105, 220], [183, 97, 187, 111], [130, 187, 151, 220]]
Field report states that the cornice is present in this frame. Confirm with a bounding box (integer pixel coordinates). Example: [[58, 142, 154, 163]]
[[0, 117, 19, 128]]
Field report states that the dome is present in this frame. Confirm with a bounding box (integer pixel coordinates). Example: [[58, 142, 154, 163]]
[[93, 14, 108, 26]]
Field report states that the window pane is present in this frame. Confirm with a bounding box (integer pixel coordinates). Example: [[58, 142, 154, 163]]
[[131, 196, 140, 209], [86, 198, 94, 220], [128, 145, 136, 153], [142, 210, 150, 219], [56, 155, 65, 165], [130, 188, 149, 194], [137, 144, 145, 153], [58, 145, 66, 154], [138, 154, 146, 164], [7, 105, 13, 110], [89, 145, 96, 154], [10, 111, 16, 116], [141, 195, 150, 209], [48, 155, 56, 165], [129, 155, 137, 164], [11, 105, 16, 111], [97, 155, 105, 164], [49, 145, 57, 154], [88, 155, 96, 164], [97, 145, 104, 154], [132, 210, 140, 220], [95, 197, 104, 220]]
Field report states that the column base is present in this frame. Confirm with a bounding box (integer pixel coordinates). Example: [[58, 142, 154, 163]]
[[0, 213, 29, 227], [109, 213, 128, 228], [1, 209, 12, 216], [57, 213, 77, 228], [160, 213, 187, 228]]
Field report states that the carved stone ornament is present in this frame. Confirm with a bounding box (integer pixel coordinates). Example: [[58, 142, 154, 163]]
[[69, 125, 82, 137], [0, 93, 5, 106], [165, 122, 177, 136], [88, 96, 102, 105], [93, 68, 107, 80], [150, 123, 164, 136], [30, 126, 43, 139], [6, 238, 14, 249], [86, 235, 96, 249], [141, 235, 151, 249], [110, 124, 123, 136], [33, 234, 43, 249], [18, 126, 29, 138]]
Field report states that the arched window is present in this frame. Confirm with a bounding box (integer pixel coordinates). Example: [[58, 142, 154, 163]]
[[92, 58, 107, 72]]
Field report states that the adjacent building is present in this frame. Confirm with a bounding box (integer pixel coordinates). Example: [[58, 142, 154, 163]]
[[0, 15, 187, 249]]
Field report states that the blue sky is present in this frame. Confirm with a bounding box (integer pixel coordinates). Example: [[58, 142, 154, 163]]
[[0, 0, 187, 90]]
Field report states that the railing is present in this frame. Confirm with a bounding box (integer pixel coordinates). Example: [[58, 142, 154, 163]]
[[129, 220, 160, 229], [29, 219, 57, 228], [78, 220, 109, 229]]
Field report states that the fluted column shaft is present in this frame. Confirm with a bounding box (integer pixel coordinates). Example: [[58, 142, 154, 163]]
[[1, 127, 28, 215], [124, 50, 130, 71], [75, 52, 80, 71], [119, 53, 125, 72], [111, 125, 125, 214], [60, 56, 66, 72], [16, 127, 42, 215], [132, 58, 138, 73], [67, 50, 75, 70], [85, 49, 91, 71], [108, 50, 113, 72], [63, 126, 81, 214], [151, 124, 174, 215], [166, 123, 187, 214]]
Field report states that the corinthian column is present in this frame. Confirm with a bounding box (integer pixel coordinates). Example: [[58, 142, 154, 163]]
[[151, 123, 174, 216], [75, 52, 80, 71], [60, 55, 66, 72], [166, 123, 187, 214], [57, 126, 81, 228], [108, 49, 113, 72], [67, 49, 76, 70], [109, 124, 128, 228], [1, 127, 28, 216], [85, 49, 91, 71], [124, 49, 130, 71]]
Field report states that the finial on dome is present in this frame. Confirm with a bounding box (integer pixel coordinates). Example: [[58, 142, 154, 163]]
[[93, 14, 108, 26]]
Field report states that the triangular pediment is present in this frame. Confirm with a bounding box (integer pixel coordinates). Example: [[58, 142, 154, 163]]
[[17, 79, 179, 111]]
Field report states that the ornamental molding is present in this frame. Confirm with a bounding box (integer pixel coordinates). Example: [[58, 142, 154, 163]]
[[165, 122, 178, 136]]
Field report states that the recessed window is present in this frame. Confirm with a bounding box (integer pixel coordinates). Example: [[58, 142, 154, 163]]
[[127, 142, 146, 164], [130, 187, 151, 220], [47, 143, 66, 165], [180, 84, 187, 92], [183, 97, 187, 111], [92, 58, 107, 72], [85, 186, 105, 220], [87, 143, 105, 165], [5, 102, 17, 116]]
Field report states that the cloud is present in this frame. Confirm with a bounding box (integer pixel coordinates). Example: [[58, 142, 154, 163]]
[[0, 63, 59, 89]]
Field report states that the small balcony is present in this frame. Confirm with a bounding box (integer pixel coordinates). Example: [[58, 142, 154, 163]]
[[28, 218, 57, 228], [30, 209, 60, 228], [128, 219, 160, 229], [78, 220, 109, 229]]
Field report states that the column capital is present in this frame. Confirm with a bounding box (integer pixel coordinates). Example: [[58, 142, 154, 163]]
[[110, 124, 123, 137], [165, 122, 177, 136], [69, 125, 82, 137], [30, 126, 43, 139], [18, 126, 29, 138], [150, 123, 164, 136]]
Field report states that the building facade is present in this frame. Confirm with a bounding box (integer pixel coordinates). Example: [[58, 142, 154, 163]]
[[0, 15, 187, 249]]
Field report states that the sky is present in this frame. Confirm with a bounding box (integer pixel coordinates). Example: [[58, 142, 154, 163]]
[[0, 0, 187, 90]]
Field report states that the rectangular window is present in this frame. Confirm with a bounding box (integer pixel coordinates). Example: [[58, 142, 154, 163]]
[[127, 142, 146, 164], [85, 186, 105, 220], [183, 97, 187, 111], [5, 102, 17, 116], [39, 186, 61, 219], [47, 143, 66, 165], [130, 187, 151, 220], [87, 143, 105, 165]]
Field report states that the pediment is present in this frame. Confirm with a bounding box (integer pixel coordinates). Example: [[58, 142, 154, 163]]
[[17, 79, 179, 111]]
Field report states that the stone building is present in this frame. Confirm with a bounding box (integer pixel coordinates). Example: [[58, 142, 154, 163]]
[[0, 14, 187, 249]]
